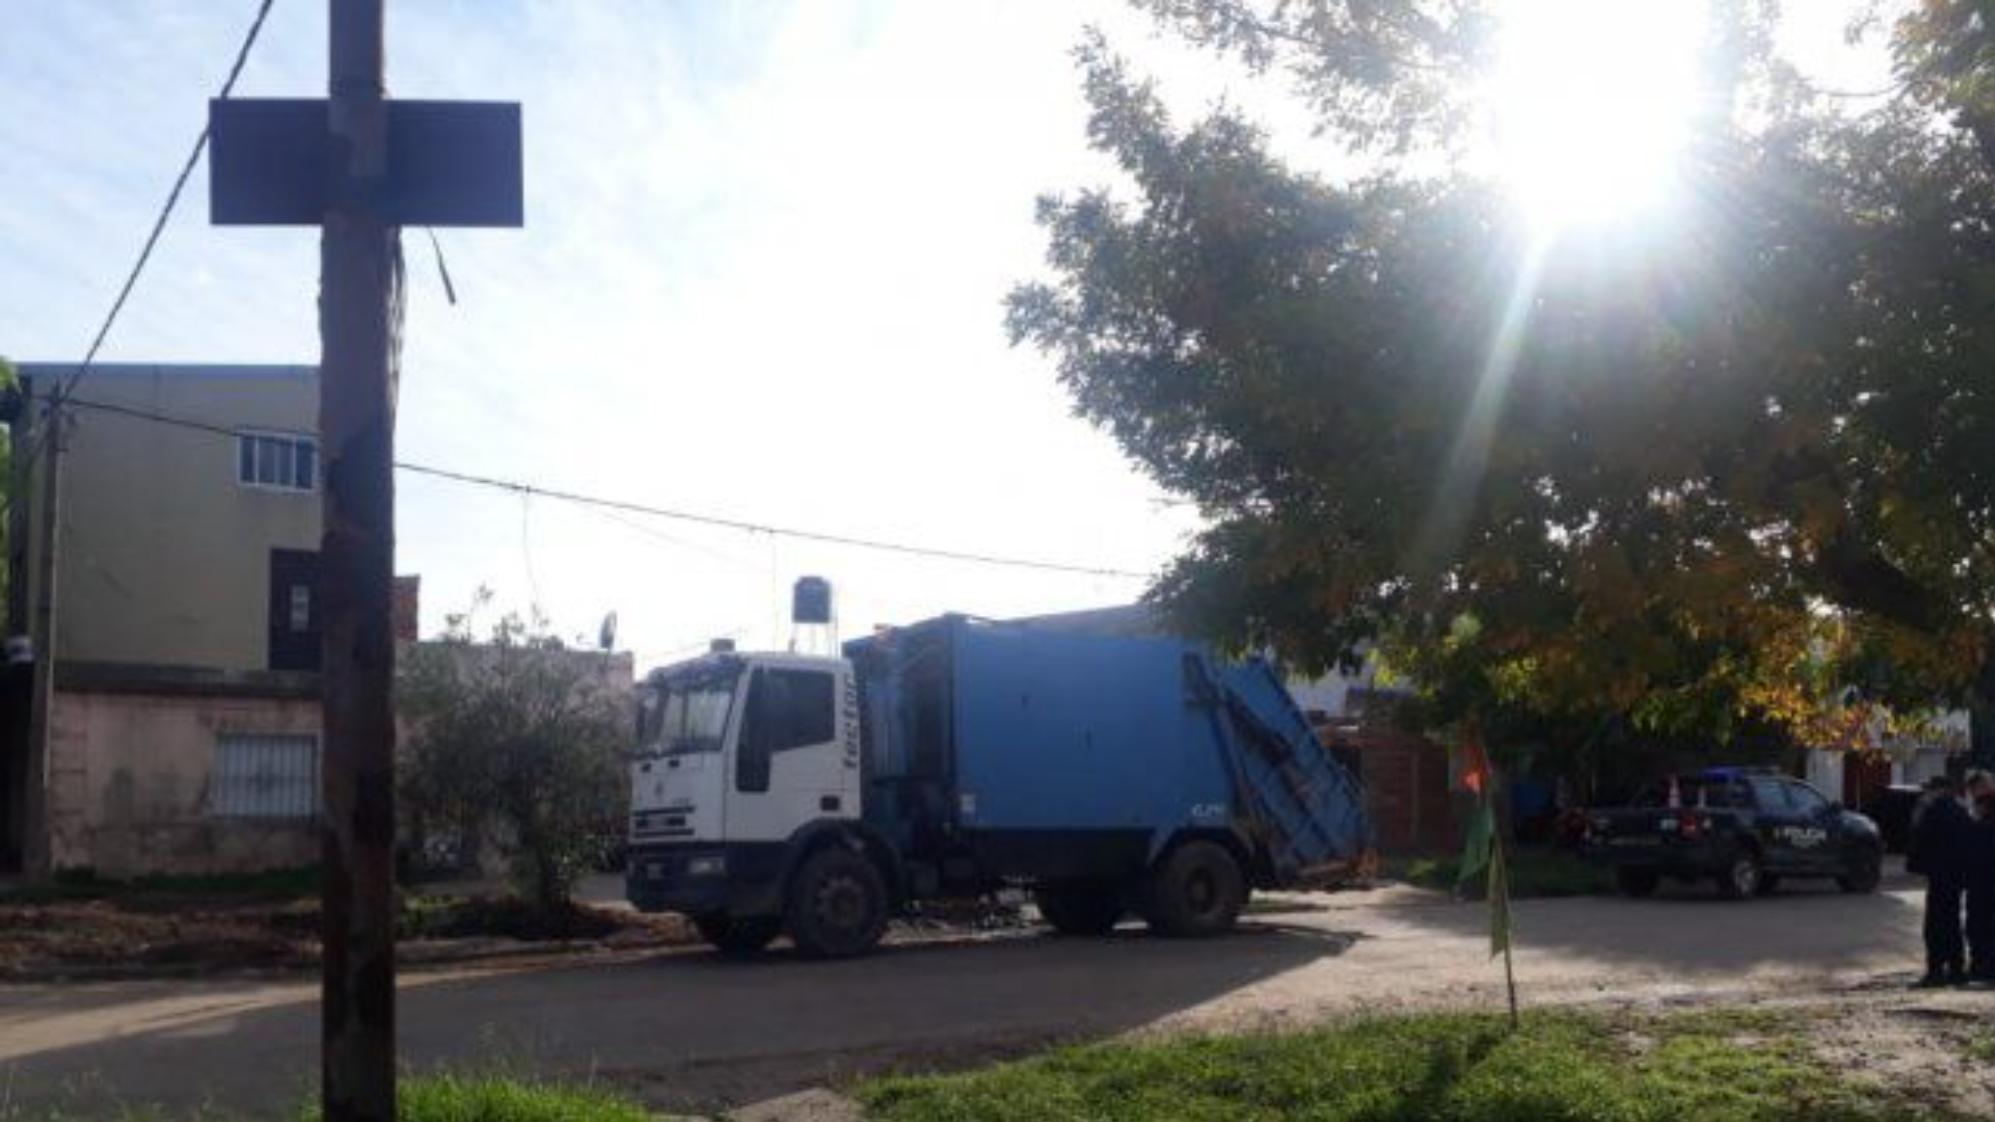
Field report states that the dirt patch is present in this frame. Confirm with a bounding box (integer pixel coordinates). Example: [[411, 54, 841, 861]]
[[1809, 1003, 1995, 1118], [0, 893, 695, 981], [0, 888, 1039, 981]]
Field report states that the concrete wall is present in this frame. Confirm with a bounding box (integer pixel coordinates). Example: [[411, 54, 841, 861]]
[[18, 363, 319, 673], [48, 689, 321, 877], [47, 643, 636, 877]]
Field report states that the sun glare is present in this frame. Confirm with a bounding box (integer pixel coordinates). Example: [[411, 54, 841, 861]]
[[1491, 0, 1709, 233]]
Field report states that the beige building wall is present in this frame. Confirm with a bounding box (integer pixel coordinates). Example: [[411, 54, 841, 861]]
[[47, 690, 321, 876], [21, 363, 319, 672], [13, 365, 640, 876]]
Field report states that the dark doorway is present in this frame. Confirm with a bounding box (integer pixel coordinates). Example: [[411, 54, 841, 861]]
[[0, 662, 30, 872], [268, 549, 321, 672]]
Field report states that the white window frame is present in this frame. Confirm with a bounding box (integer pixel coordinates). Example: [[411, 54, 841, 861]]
[[236, 430, 318, 493], [210, 733, 321, 820]]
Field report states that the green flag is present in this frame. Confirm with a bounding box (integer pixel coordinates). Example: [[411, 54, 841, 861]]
[[1455, 721, 1517, 1025], [1457, 797, 1496, 894]]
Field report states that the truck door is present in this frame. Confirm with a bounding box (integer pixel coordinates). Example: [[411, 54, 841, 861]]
[[726, 665, 854, 842], [1745, 776, 1806, 872]]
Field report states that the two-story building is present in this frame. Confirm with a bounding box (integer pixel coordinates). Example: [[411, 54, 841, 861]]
[[4, 363, 337, 876], [2, 362, 636, 879]]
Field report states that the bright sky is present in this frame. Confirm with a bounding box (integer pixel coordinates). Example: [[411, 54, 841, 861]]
[[0, 1, 1892, 672]]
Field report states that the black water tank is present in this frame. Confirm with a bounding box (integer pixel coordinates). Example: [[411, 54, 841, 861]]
[[792, 576, 832, 624]]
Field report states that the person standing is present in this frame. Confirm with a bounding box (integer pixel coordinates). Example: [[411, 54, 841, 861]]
[[1909, 774, 1971, 987], [1966, 772, 1995, 982]]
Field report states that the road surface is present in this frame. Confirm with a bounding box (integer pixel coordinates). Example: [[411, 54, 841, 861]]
[[0, 873, 1932, 1117]]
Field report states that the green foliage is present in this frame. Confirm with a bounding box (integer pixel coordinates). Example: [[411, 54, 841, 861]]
[[860, 1009, 1955, 1122], [1388, 849, 1609, 899], [399, 597, 629, 911], [1011, 5, 1995, 748], [0, 865, 321, 905], [0, 1074, 657, 1122], [294, 1075, 654, 1122], [1892, 0, 1995, 167]]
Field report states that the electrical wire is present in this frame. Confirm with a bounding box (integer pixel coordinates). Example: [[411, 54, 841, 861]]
[[47, 392, 1154, 580], [7, 0, 281, 522], [518, 491, 542, 611], [578, 502, 767, 573], [397, 461, 1150, 579], [44, 0, 281, 417]]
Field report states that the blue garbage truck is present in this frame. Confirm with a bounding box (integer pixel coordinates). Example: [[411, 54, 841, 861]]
[[625, 613, 1371, 957]]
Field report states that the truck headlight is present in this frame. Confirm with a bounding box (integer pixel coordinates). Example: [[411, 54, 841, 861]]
[[686, 855, 726, 877]]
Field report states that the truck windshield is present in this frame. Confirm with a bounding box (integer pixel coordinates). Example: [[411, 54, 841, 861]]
[[639, 673, 739, 757]]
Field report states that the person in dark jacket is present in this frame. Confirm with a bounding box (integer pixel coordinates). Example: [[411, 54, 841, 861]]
[[1909, 774, 1972, 987], [1966, 773, 1995, 982]]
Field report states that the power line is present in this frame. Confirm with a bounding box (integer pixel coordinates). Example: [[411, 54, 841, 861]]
[[578, 501, 767, 573], [400, 462, 1150, 579], [7, 0, 281, 523], [50, 392, 1155, 581], [46, 0, 281, 417]]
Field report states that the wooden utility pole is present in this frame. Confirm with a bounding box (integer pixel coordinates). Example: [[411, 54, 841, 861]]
[[206, 5, 519, 1115], [20, 398, 63, 877], [320, 1, 400, 1117]]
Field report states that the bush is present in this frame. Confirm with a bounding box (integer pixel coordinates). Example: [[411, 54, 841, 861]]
[[399, 605, 628, 912]]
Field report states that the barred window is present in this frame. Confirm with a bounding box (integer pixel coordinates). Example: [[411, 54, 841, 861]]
[[211, 733, 319, 819]]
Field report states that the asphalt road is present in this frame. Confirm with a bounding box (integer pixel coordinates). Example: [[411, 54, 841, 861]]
[[0, 872, 1930, 1118]]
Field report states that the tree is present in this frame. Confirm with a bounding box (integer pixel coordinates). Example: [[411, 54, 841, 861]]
[[399, 601, 629, 911], [1011, 4, 1995, 750]]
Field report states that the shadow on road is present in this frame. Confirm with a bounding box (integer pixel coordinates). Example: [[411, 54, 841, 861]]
[[1375, 868, 1922, 981], [0, 923, 1359, 1117]]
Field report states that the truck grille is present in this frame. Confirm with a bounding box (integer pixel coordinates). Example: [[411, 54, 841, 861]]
[[632, 811, 692, 839]]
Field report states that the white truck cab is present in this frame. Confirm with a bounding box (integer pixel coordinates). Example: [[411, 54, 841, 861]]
[[626, 652, 874, 953]]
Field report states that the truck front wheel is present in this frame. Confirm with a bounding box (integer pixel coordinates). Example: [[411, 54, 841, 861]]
[[1035, 880, 1123, 936], [1145, 840, 1246, 938], [693, 914, 782, 956], [785, 847, 889, 958]]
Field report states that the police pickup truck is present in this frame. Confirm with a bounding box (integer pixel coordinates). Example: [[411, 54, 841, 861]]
[[1584, 767, 1884, 899]]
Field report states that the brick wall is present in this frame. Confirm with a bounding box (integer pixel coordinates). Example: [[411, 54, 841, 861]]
[[1325, 725, 1460, 855]]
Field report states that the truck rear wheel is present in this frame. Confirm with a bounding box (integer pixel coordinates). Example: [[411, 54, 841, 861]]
[[1145, 840, 1246, 938], [785, 847, 889, 959], [1034, 881, 1123, 936], [1716, 849, 1762, 900], [693, 914, 781, 955]]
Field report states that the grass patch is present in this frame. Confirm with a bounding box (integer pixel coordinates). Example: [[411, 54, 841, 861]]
[[1, 866, 321, 905], [858, 1009, 1961, 1122], [0, 1075, 659, 1122], [296, 1075, 654, 1121], [1387, 847, 1610, 898]]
